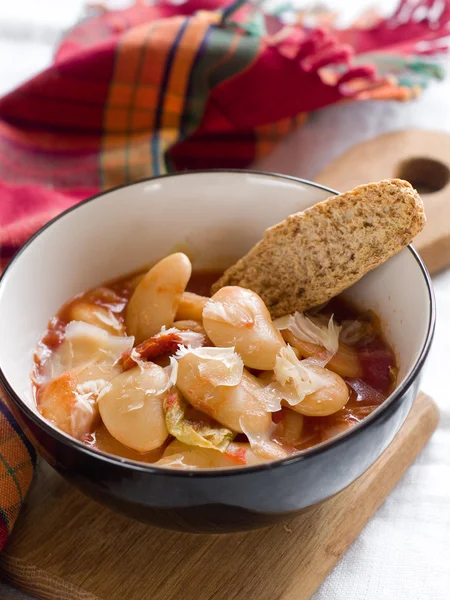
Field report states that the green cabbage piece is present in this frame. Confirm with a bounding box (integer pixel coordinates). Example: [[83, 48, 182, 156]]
[[164, 390, 234, 452]]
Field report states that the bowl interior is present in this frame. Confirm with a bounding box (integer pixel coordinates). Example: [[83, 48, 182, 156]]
[[0, 172, 432, 422]]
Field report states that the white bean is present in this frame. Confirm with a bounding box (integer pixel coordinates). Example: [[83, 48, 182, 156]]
[[38, 370, 97, 439], [125, 253, 192, 343], [69, 301, 124, 335], [224, 442, 265, 466], [277, 409, 304, 446], [176, 352, 271, 434], [175, 292, 208, 322], [98, 363, 169, 452], [203, 286, 285, 370], [42, 321, 133, 381], [157, 440, 237, 469], [157, 440, 264, 469], [285, 365, 349, 417], [283, 330, 362, 378]]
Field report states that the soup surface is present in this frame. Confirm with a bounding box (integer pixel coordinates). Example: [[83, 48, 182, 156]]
[[32, 254, 397, 469]]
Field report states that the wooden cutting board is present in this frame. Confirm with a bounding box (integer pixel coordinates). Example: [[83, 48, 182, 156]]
[[315, 129, 450, 275], [0, 392, 438, 600]]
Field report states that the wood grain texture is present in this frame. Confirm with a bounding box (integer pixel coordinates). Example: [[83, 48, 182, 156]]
[[0, 392, 438, 600], [315, 129, 450, 275]]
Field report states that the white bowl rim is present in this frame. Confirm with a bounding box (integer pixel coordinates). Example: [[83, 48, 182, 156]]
[[0, 170, 436, 478]]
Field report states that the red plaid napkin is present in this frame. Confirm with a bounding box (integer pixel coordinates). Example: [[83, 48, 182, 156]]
[[0, 0, 448, 549]]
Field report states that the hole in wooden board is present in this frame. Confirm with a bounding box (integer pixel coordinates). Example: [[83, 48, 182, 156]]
[[395, 157, 449, 194]]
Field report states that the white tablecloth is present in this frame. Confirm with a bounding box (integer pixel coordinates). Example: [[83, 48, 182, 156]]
[[1, 2, 450, 599]]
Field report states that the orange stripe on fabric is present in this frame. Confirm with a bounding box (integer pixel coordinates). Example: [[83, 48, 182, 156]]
[[0, 435, 30, 469], [111, 23, 155, 84], [105, 22, 155, 129], [127, 19, 183, 182], [0, 460, 32, 498], [164, 18, 210, 104], [102, 23, 156, 187], [138, 19, 185, 95], [0, 458, 22, 506], [127, 134, 156, 181], [156, 17, 211, 174], [102, 19, 190, 185]]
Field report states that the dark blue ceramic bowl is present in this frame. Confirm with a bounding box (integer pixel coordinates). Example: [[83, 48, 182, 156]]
[[0, 171, 435, 532]]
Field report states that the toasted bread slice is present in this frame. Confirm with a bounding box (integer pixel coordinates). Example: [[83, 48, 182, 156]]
[[211, 179, 426, 318]]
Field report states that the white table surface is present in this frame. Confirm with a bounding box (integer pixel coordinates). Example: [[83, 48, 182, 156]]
[[1, 1, 450, 599]]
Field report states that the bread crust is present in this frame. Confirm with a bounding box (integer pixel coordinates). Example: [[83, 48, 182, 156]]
[[211, 179, 426, 318]]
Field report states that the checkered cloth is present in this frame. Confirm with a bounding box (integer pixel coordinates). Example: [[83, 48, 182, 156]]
[[0, 0, 448, 550], [0, 391, 36, 551]]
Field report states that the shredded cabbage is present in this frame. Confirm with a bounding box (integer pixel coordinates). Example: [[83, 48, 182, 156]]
[[160, 326, 205, 349], [76, 378, 109, 399], [272, 345, 331, 407], [164, 390, 235, 452], [274, 312, 340, 355], [164, 356, 179, 388], [339, 318, 375, 346]]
